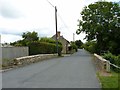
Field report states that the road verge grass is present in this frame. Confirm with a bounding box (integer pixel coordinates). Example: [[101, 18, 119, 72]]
[[97, 71, 119, 90]]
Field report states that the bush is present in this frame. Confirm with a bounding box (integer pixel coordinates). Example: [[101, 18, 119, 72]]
[[75, 40, 83, 49], [82, 41, 97, 53], [115, 55, 120, 67], [102, 52, 120, 72], [70, 43, 78, 52], [102, 52, 116, 64], [28, 41, 62, 55], [40, 37, 62, 45]]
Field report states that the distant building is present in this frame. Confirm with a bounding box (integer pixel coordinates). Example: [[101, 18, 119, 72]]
[[52, 31, 70, 54]]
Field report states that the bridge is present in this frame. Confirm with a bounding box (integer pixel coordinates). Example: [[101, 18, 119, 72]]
[[2, 49, 101, 88]]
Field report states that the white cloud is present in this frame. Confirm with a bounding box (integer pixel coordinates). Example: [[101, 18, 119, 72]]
[[0, 0, 119, 43], [1, 34, 22, 43]]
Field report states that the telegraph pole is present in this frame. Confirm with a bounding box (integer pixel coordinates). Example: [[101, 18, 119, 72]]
[[46, 0, 59, 55], [55, 6, 58, 55]]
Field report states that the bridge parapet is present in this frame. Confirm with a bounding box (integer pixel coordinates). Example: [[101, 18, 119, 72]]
[[2, 54, 57, 71], [94, 54, 110, 72], [94, 53, 120, 73]]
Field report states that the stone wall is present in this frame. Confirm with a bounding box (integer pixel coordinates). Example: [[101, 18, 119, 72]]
[[14, 54, 58, 66], [94, 54, 110, 72], [2, 54, 58, 70]]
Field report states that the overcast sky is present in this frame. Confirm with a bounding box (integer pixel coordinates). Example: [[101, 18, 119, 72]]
[[0, 0, 119, 43]]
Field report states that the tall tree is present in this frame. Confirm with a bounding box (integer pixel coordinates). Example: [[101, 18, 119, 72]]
[[10, 31, 39, 46], [75, 40, 83, 49], [22, 31, 39, 41], [77, 1, 120, 54]]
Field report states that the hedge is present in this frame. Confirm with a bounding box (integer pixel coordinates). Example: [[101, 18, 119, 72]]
[[28, 41, 62, 55]]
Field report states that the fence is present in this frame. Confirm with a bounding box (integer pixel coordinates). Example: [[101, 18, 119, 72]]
[[2, 47, 29, 60], [94, 53, 120, 72]]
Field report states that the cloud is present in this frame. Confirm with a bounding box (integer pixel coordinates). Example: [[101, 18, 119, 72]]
[[1, 34, 22, 43], [0, 27, 55, 39], [0, 28, 22, 36], [0, 7, 21, 18], [0, 0, 24, 19], [0, 0, 88, 43]]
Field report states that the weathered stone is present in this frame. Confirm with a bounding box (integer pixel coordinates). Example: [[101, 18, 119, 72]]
[[2, 54, 58, 70]]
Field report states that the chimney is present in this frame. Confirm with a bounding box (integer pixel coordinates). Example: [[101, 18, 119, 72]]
[[57, 31, 60, 39]]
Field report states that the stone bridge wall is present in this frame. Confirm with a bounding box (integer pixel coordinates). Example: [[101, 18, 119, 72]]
[[2, 54, 58, 70]]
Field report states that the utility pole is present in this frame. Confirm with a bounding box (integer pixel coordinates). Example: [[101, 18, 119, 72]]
[[46, 0, 59, 55], [55, 6, 58, 55]]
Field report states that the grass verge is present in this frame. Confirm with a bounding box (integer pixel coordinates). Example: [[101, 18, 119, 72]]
[[97, 71, 119, 90]]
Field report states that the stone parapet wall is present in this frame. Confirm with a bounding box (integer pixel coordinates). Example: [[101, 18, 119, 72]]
[[2, 54, 58, 70], [94, 53, 110, 72], [14, 54, 58, 66]]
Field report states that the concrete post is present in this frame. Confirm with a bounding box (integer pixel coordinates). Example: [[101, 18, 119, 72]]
[[106, 61, 110, 72]]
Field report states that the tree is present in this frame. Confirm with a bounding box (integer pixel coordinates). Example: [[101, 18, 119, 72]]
[[40, 37, 62, 45], [82, 41, 97, 53], [22, 31, 39, 41], [69, 42, 78, 52], [75, 40, 83, 49], [10, 31, 39, 46], [76, 1, 120, 54]]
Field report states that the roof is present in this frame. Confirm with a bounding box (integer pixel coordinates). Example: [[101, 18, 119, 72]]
[[52, 35, 69, 43]]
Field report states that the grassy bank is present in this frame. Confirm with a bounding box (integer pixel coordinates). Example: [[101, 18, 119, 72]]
[[97, 71, 119, 90]]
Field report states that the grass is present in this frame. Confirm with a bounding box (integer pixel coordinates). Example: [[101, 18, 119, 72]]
[[97, 71, 119, 90]]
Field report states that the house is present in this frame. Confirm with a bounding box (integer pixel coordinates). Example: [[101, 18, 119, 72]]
[[52, 31, 70, 54]]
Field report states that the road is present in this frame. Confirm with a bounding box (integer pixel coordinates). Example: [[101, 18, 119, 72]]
[[2, 49, 101, 88]]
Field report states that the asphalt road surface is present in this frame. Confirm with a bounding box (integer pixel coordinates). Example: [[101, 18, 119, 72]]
[[2, 49, 101, 88]]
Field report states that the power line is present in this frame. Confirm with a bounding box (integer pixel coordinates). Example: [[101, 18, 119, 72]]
[[58, 13, 69, 29], [46, 0, 55, 8], [46, 0, 59, 55], [57, 13, 71, 33], [46, 0, 69, 30]]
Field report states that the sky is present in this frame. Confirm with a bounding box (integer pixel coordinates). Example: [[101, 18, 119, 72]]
[[0, 0, 119, 43]]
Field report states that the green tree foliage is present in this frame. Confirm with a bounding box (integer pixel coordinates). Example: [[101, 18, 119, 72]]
[[10, 31, 62, 55], [40, 37, 62, 45], [103, 52, 120, 72], [82, 41, 97, 53], [10, 40, 26, 46], [69, 42, 78, 52], [77, 1, 120, 54], [75, 40, 83, 49], [11, 31, 39, 46], [22, 31, 39, 41]]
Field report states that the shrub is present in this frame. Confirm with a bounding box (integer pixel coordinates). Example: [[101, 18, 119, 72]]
[[82, 41, 97, 53], [28, 41, 62, 55], [102, 52, 120, 72], [116, 55, 120, 67], [102, 52, 116, 64], [70, 43, 78, 52], [75, 40, 83, 49], [40, 37, 62, 45]]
